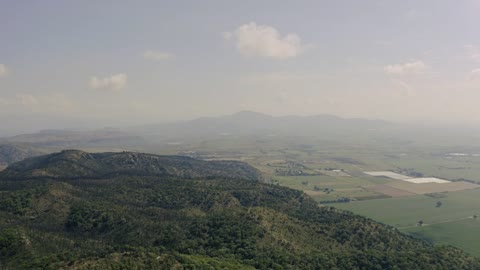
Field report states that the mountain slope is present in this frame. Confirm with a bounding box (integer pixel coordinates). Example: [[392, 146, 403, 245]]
[[0, 151, 479, 269], [0, 143, 44, 166]]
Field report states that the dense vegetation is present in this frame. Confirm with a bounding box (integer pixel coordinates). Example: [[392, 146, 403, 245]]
[[1, 150, 260, 181], [0, 151, 479, 269]]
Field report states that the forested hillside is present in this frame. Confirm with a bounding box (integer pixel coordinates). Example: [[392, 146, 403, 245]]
[[0, 150, 260, 181], [0, 151, 479, 269]]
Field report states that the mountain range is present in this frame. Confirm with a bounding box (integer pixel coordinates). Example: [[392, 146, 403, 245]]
[[0, 111, 393, 166], [138, 111, 391, 138]]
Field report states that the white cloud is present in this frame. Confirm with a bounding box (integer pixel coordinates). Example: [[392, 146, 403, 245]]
[[143, 50, 174, 61], [465, 45, 480, 63], [384, 60, 428, 75], [224, 22, 310, 59], [0, 64, 9, 77], [89, 73, 127, 91]]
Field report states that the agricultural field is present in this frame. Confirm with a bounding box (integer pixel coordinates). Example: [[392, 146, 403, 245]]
[[365, 184, 415, 197], [383, 181, 479, 194], [365, 171, 411, 179], [403, 218, 480, 257], [332, 189, 480, 256], [273, 175, 392, 202], [362, 172, 479, 196]]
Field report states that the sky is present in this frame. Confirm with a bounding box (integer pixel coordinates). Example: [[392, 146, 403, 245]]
[[1, 0, 480, 134]]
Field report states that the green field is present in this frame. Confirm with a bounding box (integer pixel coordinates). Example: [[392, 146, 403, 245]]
[[273, 175, 392, 202], [403, 218, 480, 257], [332, 189, 480, 256], [333, 189, 480, 226]]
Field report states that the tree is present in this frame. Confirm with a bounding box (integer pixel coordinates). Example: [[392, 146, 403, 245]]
[[436, 201, 442, 208], [417, 220, 424, 226]]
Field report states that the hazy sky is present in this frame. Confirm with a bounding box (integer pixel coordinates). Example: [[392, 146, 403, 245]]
[[1, 0, 480, 133]]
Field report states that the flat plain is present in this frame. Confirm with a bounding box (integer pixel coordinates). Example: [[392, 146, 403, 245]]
[[385, 181, 479, 194], [402, 218, 480, 257], [333, 189, 480, 256]]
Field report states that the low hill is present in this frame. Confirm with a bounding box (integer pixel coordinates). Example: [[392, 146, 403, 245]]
[[0, 151, 479, 269], [0, 150, 261, 181]]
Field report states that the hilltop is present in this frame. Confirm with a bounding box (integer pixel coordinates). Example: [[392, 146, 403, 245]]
[[0, 151, 479, 269], [0, 150, 261, 181]]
